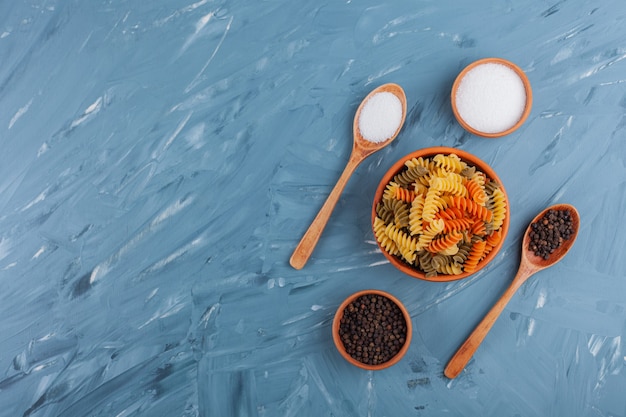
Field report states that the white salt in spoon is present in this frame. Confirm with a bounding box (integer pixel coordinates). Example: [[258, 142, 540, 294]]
[[290, 83, 407, 270], [444, 204, 580, 379]]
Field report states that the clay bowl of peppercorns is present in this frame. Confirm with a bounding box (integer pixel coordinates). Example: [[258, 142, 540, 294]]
[[332, 289, 412, 370]]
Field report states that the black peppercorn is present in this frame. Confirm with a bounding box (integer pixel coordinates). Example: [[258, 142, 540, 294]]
[[528, 208, 574, 259]]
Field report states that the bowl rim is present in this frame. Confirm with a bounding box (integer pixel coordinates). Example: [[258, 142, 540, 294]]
[[332, 289, 413, 371], [371, 146, 510, 282], [451, 57, 533, 138]]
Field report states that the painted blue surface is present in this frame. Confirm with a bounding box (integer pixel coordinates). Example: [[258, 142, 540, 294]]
[[1, 0, 625, 415]]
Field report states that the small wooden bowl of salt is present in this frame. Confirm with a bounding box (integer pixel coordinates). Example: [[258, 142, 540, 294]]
[[451, 57, 532, 138]]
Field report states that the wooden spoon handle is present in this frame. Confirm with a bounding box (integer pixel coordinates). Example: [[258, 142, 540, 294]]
[[444, 268, 534, 379], [289, 154, 363, 270]]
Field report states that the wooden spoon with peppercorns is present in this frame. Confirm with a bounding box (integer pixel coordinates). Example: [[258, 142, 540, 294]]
[[445, 203, 580, 379]]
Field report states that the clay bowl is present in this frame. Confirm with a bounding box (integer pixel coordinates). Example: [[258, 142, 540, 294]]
[[451, 57, 532, 138], [332, 289, 412, 371], [371, 146, 510, 282]]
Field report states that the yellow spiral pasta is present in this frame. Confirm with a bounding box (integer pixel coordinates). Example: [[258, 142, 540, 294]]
[[422, 189, 444, 222], [435, 261, 463, 275], [490, 188, 507, 230], [373, 216, 399, 255], [383, 181, 400, 201], [438, 244, 460, 256], [413, 181, 429, 196], [434, 153, 466, 173], [417, 218, 444, 249], [430, 176, 469, 197], [385, 223, 419, 263], [405, 156, 429, 170], [409, 194, 425, 236], [385, 223, 420, 252]]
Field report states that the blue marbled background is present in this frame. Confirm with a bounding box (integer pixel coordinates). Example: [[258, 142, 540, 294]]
[[1, 0, 626, 416]]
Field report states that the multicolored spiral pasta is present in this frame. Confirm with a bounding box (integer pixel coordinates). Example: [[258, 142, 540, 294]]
[[374, 152, 507, 277]]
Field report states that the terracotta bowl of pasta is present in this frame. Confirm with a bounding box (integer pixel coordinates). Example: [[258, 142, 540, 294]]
[[371, 146, 510, 282]]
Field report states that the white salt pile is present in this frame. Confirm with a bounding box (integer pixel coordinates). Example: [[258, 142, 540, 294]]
[[455, 62, 527, 134], [358, 92, 403, 143]]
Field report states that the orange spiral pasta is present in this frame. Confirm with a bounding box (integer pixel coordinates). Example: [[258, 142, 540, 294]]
[[443, 217, 474, 233], [465, 177, 488, 206], [449, 196, 493, 222], [427, 231, 463, 253], [436, 206, 466, 221], [395, 187, 417, 203], [482, 229, 503, 259], [469, 220, 487, 237], [463, 239, 486, 273]]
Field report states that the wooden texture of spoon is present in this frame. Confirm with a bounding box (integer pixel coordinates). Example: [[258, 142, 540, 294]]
[[289, 83, 407, 270], [444, 203, 580, 379]]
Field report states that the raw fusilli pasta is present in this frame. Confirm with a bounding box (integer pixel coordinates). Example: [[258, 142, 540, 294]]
[[373, 151, 507, 277]]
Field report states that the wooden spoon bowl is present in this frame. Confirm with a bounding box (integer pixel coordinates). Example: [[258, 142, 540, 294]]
[[521, 204, 580, 272]]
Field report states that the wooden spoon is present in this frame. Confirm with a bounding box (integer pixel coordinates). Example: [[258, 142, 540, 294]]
[[444, 203, 580, 379], [289, 83, 407, 270]]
